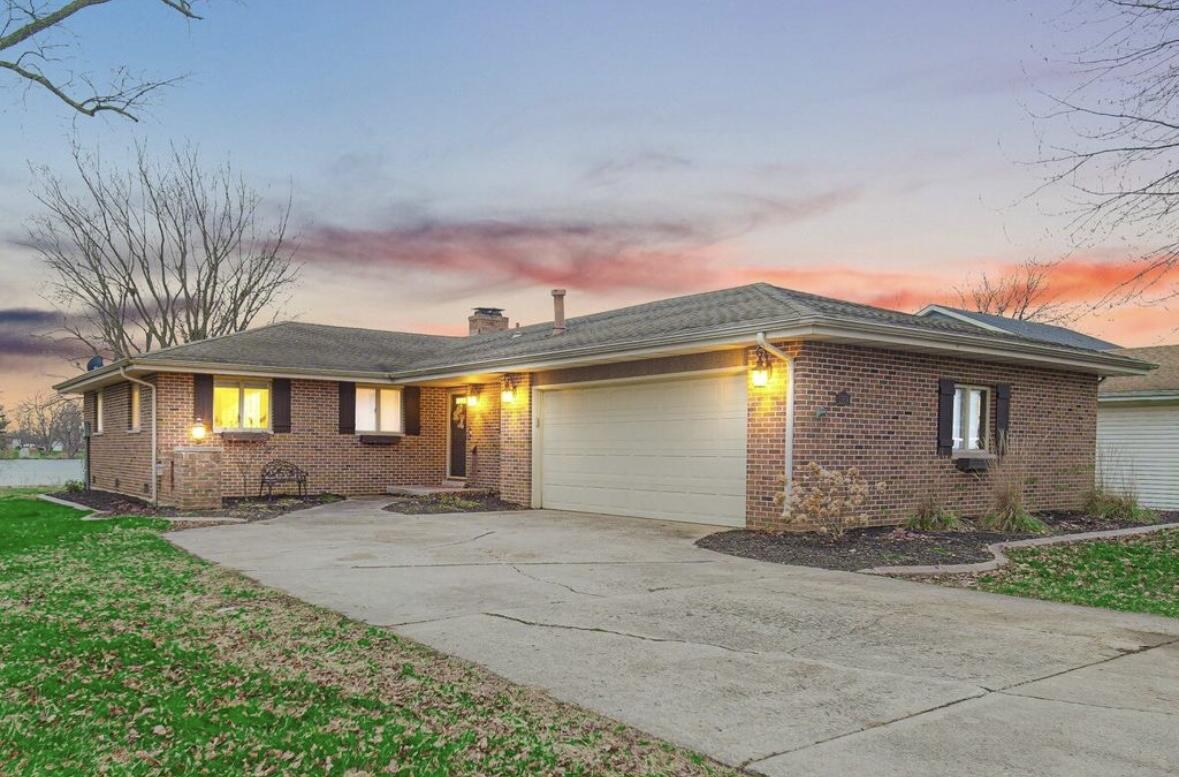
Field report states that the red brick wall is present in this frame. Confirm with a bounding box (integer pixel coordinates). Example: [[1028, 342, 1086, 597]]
[[84, 342, 1099, 525], [152, 374, 450, 502], [749, 341, 1098, 531], [84, 380, 155, 499], [499, 373, 532, 505]]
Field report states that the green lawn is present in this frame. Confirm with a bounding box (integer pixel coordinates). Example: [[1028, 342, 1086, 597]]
[[977, 529, 1179, 618], [0, 491, 732, 776]]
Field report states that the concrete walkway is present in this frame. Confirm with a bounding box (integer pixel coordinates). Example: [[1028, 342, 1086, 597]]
[[169, 499, 1179, 776]]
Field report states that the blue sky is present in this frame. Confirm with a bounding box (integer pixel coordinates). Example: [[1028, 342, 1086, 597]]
[[0, 0, 1170, 401]]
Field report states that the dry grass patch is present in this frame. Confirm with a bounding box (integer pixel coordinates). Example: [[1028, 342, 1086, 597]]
[[0, 495, 734, 776]]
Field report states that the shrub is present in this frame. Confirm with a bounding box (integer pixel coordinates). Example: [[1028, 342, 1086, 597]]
[[785, 462, 887, 536], [905, 492, 962, 532], [63, 479, 85, 494], [1085, 487, 1158, 524]]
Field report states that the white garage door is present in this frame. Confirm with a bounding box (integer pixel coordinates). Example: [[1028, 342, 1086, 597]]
[[1097, 404, 1179, 510], [536, 372, 747, 526]]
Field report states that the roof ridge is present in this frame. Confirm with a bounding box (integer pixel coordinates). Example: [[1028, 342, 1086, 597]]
[[138, 320, 299, 358], [279, 320, 464, 339]]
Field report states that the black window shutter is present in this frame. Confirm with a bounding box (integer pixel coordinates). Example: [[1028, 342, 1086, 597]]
[[273, 378, 292, 433], [338, 382, 355, 434], [994, 384, 1011, 454], [193, 374, 214, 424], [936, 378, 955, 456], [403, 386, 421, 436]]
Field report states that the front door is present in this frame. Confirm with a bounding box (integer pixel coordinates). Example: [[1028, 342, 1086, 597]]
[[449, 393, 467, 478]]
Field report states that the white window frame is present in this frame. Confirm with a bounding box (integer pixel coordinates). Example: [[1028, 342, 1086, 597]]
[[95, 389, 104, 434], [128, 384, 142, 432], [212, 377, 273, 432], [355, 385, 404, 434], [952, 384, 990, 453]]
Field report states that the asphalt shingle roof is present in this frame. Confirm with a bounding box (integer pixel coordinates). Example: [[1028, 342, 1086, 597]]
[[107, 283, 1143, 381], [920, 305, 1121, 351], [1100, 345, 1179, 396]]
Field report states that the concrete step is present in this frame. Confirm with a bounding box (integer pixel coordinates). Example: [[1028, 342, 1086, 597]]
[[387, 483, 491, 497]]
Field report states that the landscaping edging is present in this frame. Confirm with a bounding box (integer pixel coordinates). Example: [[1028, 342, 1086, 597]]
[[860, 521, 1179, 576], [37, 493, 243, 524]]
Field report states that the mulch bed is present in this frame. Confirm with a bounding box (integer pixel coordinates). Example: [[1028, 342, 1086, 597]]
[[383, 493, 525, 514], [696, 510, 1178, 572], [46, 489, 342, 522]]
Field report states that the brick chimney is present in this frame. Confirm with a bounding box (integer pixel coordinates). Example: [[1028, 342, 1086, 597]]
[[551, 289, 566, 335], [468, 307, 509, 335]]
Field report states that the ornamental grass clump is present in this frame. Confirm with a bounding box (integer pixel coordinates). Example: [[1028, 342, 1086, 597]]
[[1085, 487, 1158, 524], [979, 436, 1047, 534], [905, 490, 962, 532]]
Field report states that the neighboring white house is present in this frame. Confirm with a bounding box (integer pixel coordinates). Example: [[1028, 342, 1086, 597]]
[[1096, 345, 1179, 510]]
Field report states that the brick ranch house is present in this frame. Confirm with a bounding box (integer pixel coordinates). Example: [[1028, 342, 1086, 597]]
[[54, 284, 1151, 531]]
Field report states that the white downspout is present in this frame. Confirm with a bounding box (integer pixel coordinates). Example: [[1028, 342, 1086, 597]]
[[119, 367, 158, 506], [756, 333, 795, 516]]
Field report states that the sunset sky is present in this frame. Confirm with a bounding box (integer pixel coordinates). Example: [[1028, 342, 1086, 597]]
[[2, 0, 1177, 407]]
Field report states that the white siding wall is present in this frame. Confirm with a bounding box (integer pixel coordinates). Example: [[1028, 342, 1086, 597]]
[[1096, 403, 1179, 510]]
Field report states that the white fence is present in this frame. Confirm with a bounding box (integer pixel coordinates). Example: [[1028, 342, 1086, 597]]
[[0, 459, 85, 487]]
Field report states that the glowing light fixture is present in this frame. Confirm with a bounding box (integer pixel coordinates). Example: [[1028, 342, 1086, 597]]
[[501, 375, 517, 403], [465, 388, 480, 408], [751, 348, 771, 387], [190, 418, 208, 441]]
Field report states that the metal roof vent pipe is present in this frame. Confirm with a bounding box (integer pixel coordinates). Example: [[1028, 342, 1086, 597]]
[[551, 289, 566, 335]]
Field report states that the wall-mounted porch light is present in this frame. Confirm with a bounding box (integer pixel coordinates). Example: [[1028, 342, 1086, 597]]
[[465, 387, 481, 408], [501, 374, 517, 404], [190, 418, 208, 441], [751, 348, 772, 387]]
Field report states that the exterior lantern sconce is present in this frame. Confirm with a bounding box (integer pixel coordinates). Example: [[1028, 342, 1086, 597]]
[[190, 418, 208, 441], [466, 387, 480, 408], [751, 348, 772, 387], [501, 375, 517, 404]]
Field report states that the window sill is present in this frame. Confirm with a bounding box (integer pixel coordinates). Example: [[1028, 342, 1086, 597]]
[[951, 450, 995, 460], [127, 428, 142, 434], [359, 434, 403, 445], [219, 431, 272, 442], [953, 451, 995, 472]]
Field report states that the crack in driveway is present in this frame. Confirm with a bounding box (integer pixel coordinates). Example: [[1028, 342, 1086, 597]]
[[740, 635, 1179, 769], [427, 530, 495, 549], [510, 565, 605, 598], [483, 612, 759, 655]]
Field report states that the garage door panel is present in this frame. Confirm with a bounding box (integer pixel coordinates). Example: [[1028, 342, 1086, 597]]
[[538, 373, 748, 526]]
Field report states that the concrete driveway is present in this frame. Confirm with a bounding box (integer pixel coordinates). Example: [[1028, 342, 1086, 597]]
[[169, 499, 1179, 776]]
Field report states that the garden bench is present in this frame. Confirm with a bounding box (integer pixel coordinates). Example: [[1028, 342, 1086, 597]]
[[258, 460, 308, 498]]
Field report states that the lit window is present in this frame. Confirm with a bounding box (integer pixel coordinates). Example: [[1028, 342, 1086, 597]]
[[356, 386, 403, 433], [129, 384, 142, 431], [95, 390, 104, 434], [952, 386, 989, 452], [213, 378, 271, 431]]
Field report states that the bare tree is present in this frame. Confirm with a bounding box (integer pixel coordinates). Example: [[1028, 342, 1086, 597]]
[[1037, 0, 1179, 311], [28, 143, 298, 360], [15, 391, 82, 456], [956, 258, 1069, 322], [1, 1, 201, 121]]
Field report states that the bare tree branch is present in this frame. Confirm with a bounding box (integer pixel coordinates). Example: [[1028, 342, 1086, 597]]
[[28, 142, 299, 360], [956, 258, 1074, 322], [1036, 1, 1179, 313], [1, 0, 202, 120]]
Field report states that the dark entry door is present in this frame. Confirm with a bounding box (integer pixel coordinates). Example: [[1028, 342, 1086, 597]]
[[449, 393, 467, 478]]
